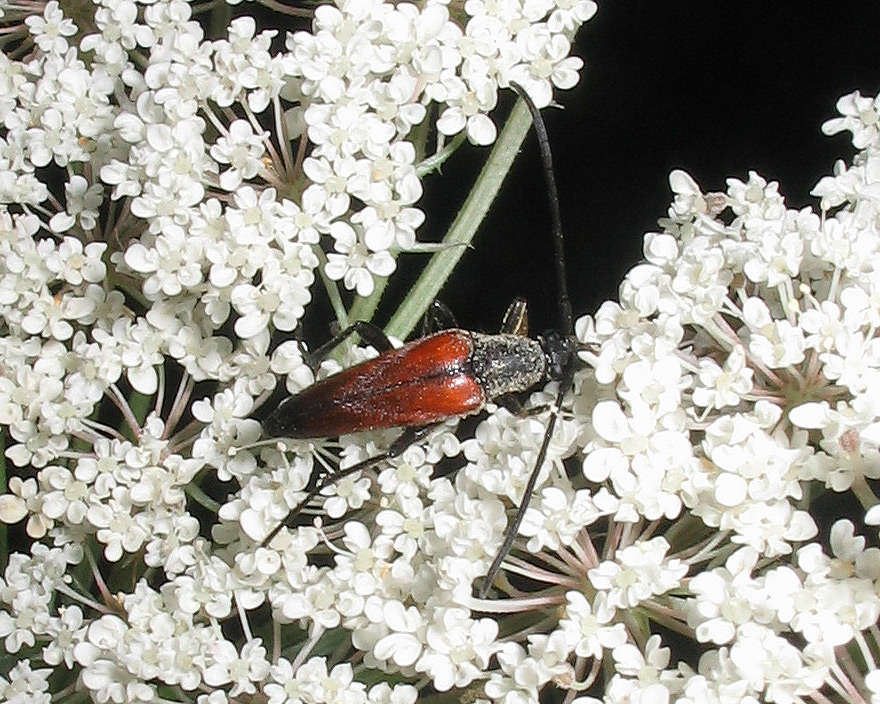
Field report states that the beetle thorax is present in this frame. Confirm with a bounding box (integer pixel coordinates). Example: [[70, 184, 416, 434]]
[[468, 332, 547, 400]]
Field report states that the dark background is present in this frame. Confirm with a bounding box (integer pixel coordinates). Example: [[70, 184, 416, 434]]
[[402, 2, 880, 337]]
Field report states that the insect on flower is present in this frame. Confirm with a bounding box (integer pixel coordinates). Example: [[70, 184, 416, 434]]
[[260, 82, 579, 598]]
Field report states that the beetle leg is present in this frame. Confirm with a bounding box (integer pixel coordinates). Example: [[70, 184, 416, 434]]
[[500, 297, 529, 337], [388, 423, 447, 457], [304, 320, 394, 371], [421, 300, 458, 336], [261, 448, 389, 546]]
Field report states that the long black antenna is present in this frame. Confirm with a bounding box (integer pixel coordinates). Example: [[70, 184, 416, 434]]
[[508, 81, 572, 335], [480, 84, 576, 598]]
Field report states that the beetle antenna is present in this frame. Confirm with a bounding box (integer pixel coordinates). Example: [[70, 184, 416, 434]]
[[261, 451, 389, 546], [508, 81, 572, 335], [480, 392, 565, 597], [479, 84, 576, 598]]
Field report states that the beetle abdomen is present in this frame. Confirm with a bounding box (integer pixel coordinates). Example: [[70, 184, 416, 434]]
[[263, 330, 487, 438]]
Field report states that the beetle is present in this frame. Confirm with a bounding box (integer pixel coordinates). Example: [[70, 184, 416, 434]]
[[261, 82, 578, 597], [261, 310, 572, 441]]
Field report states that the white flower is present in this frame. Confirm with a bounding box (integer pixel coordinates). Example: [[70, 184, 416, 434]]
[[606, 635, 682, 704], [44, 237, 107, 285], [558, 591, 627, 659], [191, 387, 261, 480], [265, 657, 414, 704], [742, 297, 806, 368], [202, 639, 270, 696], [867, 669, 880, 704], [48, 176, 104, 233], [588, 537, 688, 609], [549, 0, 598, 33], [117, 318, 165, 395], [416, 607, 499, 691], [325, 220, 396, 296], [0, 477, 34, 526], [692, 345, 754, 410], [210, 119, 268, 190], [0, 660, 52, 704], [80, 0, 155, 58], [372, 600, 425, 668], [436, 75, 499, 145], [302, 154, 355, 218], [822, 90, 880, 149], [375, 495, 429, 560], [585, 400, 689, 522], [520, 484, 616, 551], [791, 521, 880, 645], [508, 25, 583, 109], [25, 1, 77, 54], [686, 547, 770, 645], [123, 226, 206, 298], [729, 623, 827, 701]]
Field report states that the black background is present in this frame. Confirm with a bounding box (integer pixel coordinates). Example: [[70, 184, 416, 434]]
[[401, 2, 880, 337]]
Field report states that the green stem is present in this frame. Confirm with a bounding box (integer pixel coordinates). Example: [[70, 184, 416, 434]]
[[385, 99, 534, 341], [851, 475, 879, 511], [416, 131, 468, 177], [127, 390, 153, 429], [314, 245, 350, 328], [348, 274, 389, 331], [185, 478, 221, 513]]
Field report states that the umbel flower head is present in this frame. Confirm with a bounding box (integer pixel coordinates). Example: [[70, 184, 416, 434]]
[[0, 0, 879, 703]]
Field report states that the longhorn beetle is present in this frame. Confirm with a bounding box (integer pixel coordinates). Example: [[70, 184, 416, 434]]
[[261, 82, 577, 598]]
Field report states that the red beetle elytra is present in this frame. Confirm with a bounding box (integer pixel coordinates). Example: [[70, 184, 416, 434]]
[[261, 82, 578, 598], [262, 323, 571, 440]]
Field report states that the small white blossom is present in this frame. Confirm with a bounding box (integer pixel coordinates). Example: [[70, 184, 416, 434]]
[[416, 607, 499, 691], [210, 119, 268, 190], [324, 220, 396, 296], [0, 660, 52, 704], [606, 635, 683, 704], [589, 537, 688, 609], [822, 90, 880, 149], [559, 591, 627, 659], [692, 346, 754, 410], [25, 1, 77, 54]]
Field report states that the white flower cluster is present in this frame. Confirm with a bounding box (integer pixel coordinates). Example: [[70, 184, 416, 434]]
[[211, 85, 880, 703], [557, 89, 880, 702], [0, 0, 598, 701], [3, 0, 880, 699]]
